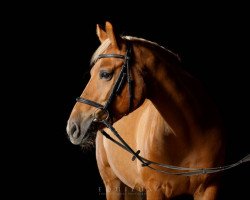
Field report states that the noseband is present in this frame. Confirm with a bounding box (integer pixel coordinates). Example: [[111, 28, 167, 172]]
[[76, 42, 133, 122]]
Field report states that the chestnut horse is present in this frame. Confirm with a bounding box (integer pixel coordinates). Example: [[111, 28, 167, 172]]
[[67, 22, 226, 199]]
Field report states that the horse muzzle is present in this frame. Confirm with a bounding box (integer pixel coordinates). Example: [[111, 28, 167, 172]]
[[66, 117, 94, 145]]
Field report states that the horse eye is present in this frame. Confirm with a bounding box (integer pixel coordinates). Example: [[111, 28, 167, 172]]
[[99, 71, 113, 80]]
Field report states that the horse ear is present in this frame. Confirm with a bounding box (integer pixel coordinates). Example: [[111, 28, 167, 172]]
[[105, 21, 119, 49], [96, 24, 108, 43]]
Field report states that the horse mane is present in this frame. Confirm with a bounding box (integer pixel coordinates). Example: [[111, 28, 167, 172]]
[[90, 36, 181, 65], [123, 36, 181, 62]]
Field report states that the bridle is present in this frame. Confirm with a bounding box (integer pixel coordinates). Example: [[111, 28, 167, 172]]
[[75, 41, 250, 176], [76, 42, 133, 122]]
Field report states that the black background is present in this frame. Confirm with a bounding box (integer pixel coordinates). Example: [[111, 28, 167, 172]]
[[8, 2, 249, 199]]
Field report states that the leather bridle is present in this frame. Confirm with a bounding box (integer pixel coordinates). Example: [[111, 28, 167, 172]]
[[76, 42, 133, 122], [75, 41, 250, 176]]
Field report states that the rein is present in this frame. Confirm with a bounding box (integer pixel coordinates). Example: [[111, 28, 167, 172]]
[[76, 42, 250, 176], [100, 119, 250, 176]]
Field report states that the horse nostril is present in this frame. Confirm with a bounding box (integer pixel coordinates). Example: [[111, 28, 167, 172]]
[[71, 123, 80, 139], [71, 124, 76, 134]]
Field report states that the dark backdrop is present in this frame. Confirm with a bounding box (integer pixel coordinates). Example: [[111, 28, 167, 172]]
[[10, 3, 249, 199]]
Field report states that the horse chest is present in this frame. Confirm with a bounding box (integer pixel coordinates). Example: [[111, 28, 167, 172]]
[[103, 134, 144, 188]]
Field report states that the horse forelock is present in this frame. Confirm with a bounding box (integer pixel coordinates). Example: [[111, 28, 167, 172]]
[[90, 39, 111, 65]]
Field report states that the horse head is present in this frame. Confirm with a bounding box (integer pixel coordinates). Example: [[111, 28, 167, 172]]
[[66, 22, 146, 145]]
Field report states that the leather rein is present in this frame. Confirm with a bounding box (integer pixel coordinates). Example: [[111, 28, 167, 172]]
[[76, 42, 250, 176]]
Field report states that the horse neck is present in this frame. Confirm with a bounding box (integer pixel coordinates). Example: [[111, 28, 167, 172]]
[[134, 42, 221, 136]]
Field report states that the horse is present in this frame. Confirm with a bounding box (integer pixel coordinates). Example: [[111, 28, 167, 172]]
[[66, 22, 226, 200]]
